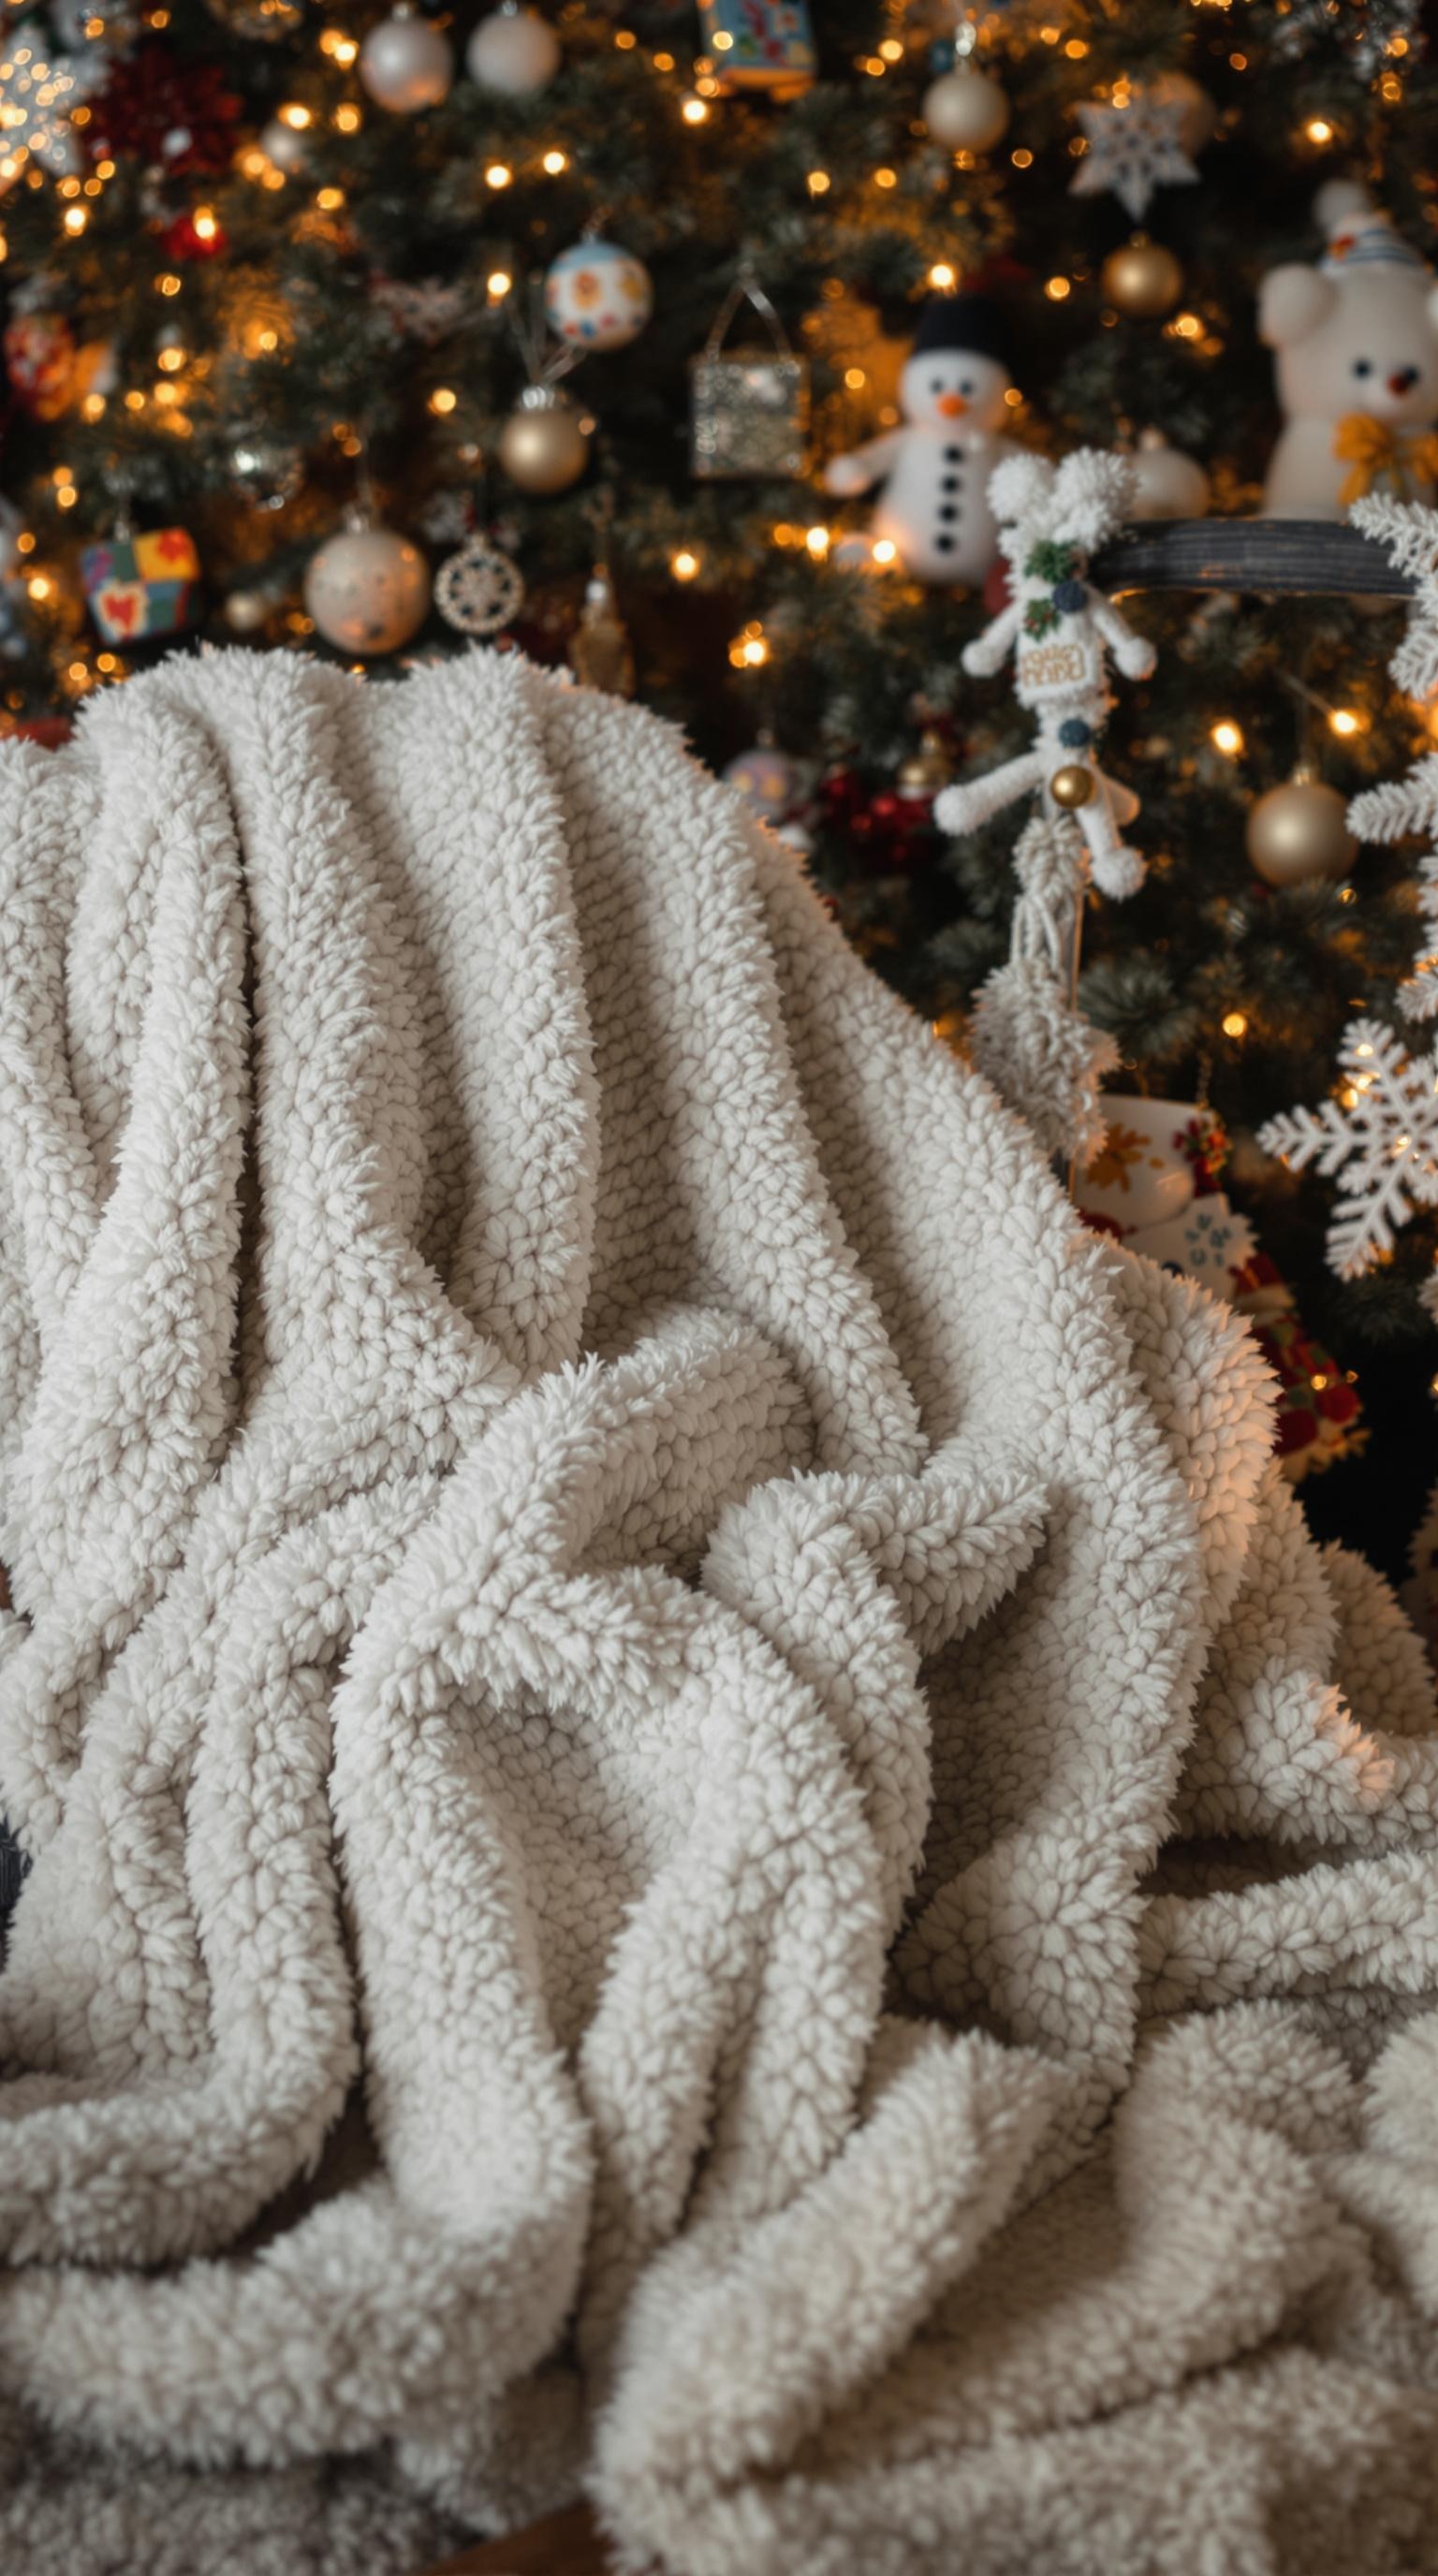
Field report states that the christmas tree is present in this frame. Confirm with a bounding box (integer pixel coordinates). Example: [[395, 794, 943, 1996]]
[[2, 0, 1436, 1568]]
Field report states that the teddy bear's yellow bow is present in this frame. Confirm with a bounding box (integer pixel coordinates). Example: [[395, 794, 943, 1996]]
[[1334, 414, 1438, 505]]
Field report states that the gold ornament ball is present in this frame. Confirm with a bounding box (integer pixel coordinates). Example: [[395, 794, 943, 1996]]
[[1050, 763, 1095, 811], [898, 728, 955, 797], [203, 0, 303, 35], [1148, 69, 1219, 154], [920, 66, 1011, 154], [1101, 234, 1184, 322], [1245, 773, 1357, 886], [302, 522, 432, 655], [498, 391, 591, 495]]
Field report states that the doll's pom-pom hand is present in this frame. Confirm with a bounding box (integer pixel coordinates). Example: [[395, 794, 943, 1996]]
[[823, 455, 871, 497], [1090, 842, 1147, 900], [962, 632, 1010, 678], [1114, 631, 1157, 681], [934, 781, 976, 835]]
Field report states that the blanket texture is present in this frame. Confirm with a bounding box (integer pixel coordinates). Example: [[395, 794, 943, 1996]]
[[3, 647, 1438, 2576]]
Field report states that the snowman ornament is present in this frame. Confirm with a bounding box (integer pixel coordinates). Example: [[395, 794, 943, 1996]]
[[823, 292, 1018, 585]]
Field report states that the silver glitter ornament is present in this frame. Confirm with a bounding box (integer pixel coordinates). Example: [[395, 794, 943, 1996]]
[[229, 430, 303, 512], [690, 268, 808, 481]]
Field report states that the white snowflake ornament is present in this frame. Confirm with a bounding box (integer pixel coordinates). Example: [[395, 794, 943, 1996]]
[[1259, 1018, 1438, 1279], [434, 534, 524, 638], [1070, 92, 1199, 227]]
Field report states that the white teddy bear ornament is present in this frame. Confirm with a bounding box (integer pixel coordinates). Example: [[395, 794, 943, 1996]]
[[934, 448, 1156, 900], [1259, 185, 1438, 518]]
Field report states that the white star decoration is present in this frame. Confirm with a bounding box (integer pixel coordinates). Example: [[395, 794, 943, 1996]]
[[1070, 94, 1199, 226], [1259, 1019, 1438, 1282]]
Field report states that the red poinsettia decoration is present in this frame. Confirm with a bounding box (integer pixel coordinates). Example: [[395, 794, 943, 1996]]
[[86, 41, 242, 178]]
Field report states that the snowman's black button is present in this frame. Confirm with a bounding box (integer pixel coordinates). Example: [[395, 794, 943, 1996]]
[[935, 534, 955, 552], [938, 505, 958, 521], [944, 446, 962, 462], [941, 475, 959, 493]]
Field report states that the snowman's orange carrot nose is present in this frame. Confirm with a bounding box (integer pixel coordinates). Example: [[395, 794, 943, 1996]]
[[937, 393, 968, 416]]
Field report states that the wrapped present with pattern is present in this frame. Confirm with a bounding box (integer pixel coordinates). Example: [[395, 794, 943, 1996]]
[[698, 0, 815, 93], [81, 525, 200, 645]]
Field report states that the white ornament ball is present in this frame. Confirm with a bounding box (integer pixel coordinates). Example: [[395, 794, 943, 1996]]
[[359, 10, 454, 113], [1126, 429, 1211, 520], [466, 7, 560, 96], [723, 741, 803, 823], [259, 115, 309, 174], [544, 238, 653, 351], [224, 588, 270, 635], [303, 522, 432, 654], [921, 66, 1010, 155]]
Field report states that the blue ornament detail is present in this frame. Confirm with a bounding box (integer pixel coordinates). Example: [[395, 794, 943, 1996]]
[[1058, 717, 1093, 748], [1052, 578, 1088, 614], [929, 37, 956, 72]]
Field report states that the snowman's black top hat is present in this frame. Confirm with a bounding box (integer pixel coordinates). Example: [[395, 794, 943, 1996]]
[[912, 290, 1014, 374]]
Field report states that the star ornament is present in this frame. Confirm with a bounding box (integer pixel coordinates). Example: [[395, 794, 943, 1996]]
[[1070, 93, 1198, 226]]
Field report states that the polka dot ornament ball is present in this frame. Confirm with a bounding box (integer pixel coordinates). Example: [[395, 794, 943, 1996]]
[[303, 525, 432, 655], [544, 240, 653, 352]]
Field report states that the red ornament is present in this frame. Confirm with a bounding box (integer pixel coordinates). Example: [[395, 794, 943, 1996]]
[[87, 41, 242, 177], [982, 556, 1012, 618], [164, 206, 227, 263], [0, 715, 73, 749], [818, 765, 866, 828], [4, 311, 77, 419]]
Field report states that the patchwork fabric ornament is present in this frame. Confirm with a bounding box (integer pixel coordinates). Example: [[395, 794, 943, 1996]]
[[81, 526, 200, 642], [433, 533, 524, 637], [691, 270, 809, 479], [4, 310, 79, 421], [698, 0, 815, 95]]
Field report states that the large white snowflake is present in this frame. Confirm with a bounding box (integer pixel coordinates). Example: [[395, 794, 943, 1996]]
[[1259, 1019, 1438, 1279], [1069, 93, 1198, 226], [1347, 495, 1438, 1022]]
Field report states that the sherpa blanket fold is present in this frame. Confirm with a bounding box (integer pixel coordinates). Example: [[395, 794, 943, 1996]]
[[2, 648, 1438, 2576]]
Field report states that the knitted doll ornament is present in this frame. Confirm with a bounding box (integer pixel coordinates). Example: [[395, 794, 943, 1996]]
[[935, 448, 1155, 898]]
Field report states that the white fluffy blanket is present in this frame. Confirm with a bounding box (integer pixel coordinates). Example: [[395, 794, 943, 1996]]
[[3, 650, 1438, 2576]]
